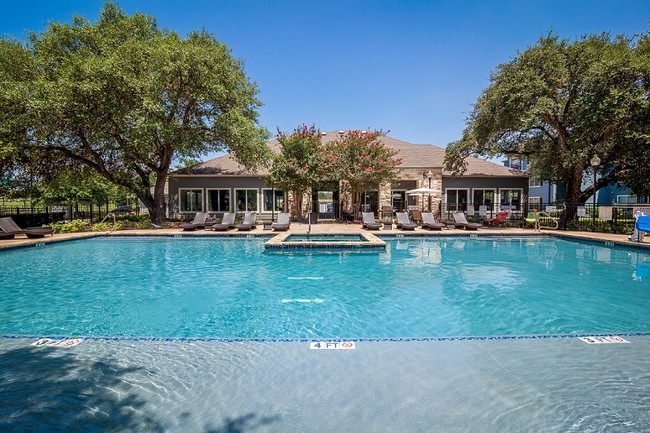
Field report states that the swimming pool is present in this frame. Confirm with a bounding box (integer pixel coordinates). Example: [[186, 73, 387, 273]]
[[1, 236, 649, 339]]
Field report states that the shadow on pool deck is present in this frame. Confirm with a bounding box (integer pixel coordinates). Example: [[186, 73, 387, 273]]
[[0, 344, 281, 433]]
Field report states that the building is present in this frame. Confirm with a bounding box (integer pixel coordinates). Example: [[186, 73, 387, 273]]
[[169, 131, 528, 221]]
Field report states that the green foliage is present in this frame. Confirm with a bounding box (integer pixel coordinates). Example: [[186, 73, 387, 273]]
[[38, 168, 132, 205], [445, 32, 650, 206], [268, 124, 324, 218], [0, 2, 269, 224], [51, 219, 89, 233], [91, 222, 111, 232], [268, 126, 401, 218], [327, 129, 401, 193], [268, 124, 324, 193]]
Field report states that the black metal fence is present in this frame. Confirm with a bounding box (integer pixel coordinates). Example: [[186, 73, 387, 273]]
[[0, 202, 138, 227], [437, 202, 649, 234]]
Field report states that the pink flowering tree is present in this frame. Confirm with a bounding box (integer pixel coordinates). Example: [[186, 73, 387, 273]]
[[267, 124, 325, 221], [326, 130, 401, 219]]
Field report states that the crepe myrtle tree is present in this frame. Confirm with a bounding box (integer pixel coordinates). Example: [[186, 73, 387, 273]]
[[267, 124, 325, 221], [326, 129, 401, 219], [444, 32, 650, 218], [0, 3, 270, 225]]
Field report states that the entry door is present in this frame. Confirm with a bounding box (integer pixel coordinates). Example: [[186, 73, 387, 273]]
[[314, 190, 335, 220]]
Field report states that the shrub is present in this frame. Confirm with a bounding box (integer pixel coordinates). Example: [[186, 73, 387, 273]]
[[51, 219, 89, 233]]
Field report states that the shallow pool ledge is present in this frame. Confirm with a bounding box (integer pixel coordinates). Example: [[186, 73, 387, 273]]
[[265, 232, 386, 249]]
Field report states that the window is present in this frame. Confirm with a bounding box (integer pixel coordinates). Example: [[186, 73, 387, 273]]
[[446, 189, 469, 212], [207, 189, 231, 212], [473, 189, 495, 208], [179, 189, 203, 212], [529, 177, 541, 188], [263, 189, 285, 212], [528, 196, 542, 208], [235, 189, 258, 211], [617, 195, 638, 204], [500, 189, 522, 210]]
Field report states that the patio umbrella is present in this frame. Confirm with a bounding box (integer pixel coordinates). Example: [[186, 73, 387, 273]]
[[405, 187, 439, 196], [405, 187, 440, 211]]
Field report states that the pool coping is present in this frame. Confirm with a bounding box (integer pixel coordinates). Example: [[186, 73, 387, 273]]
[[265, 231, 386, 249]]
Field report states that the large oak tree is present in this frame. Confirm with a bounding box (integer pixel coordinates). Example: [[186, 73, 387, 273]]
[[445, 33, 650, 217], [0, 3, 269, 224]]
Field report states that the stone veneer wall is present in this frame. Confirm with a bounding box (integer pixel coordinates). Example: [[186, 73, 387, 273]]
[[380, 168, 443, 213]]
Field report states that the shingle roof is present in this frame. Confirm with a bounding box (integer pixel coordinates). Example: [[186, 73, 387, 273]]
[[173, 131, 525, 178]]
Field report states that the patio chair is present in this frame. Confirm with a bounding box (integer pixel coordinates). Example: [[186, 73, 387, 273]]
[[0, 216, 53, 239], [361, 212, 382, 230], [410, 210, 422, 225], [631, 214, 650, 242], [526, 211, 558, 230], [452, 212, 482, 230], [487, 211, 509, 226], [208, 212, 236, 231], [421, 212, 446, 230], [381, 205, 393, 220], [180, 212, 208, 231], [272, 213, 291, 231], [236, 212, 257, 231], [525, 211, 538, 229], [396, 212, 417, 231]]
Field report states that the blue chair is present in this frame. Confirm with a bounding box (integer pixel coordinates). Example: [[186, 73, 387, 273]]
[[631, 215, 650, 242]]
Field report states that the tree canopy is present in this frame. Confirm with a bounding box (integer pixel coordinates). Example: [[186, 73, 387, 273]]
[[268, 126, 401, 220], [0, 2, 270, 224], [267, 124, 324, 220], [445, 32, 650, 209]]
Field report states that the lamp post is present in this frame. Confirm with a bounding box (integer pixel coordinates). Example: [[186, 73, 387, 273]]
[[590, 154, 601, 231], [425, 170, 433, 211], [271, 182, 275, 222]]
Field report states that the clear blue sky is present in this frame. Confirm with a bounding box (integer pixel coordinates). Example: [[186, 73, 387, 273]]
[[2, 0, 649, 154]]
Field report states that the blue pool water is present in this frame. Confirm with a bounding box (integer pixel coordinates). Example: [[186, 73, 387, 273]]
[[1, 236, 649, 339], [283, 234, 368, 242]]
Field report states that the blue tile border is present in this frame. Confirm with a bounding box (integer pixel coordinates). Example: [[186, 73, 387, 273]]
[[3, 331, 650, 344]]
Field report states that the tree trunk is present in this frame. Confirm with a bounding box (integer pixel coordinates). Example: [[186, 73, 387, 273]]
[[136, 172, 168, 226], [562, 167, 585, 222]]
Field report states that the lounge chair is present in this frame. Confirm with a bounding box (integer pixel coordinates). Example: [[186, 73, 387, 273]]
[[180, 212, 208, 231], [361, 212, 381, 230], [0, 217, 53, 239], [421, 212, 446, 230], [272, 213, 291, 231], [209, 212, 236, 231], [452, 212, 482, 230], [396, 212, 417, 230], [236, 212, 257, 231], [487, 211, 509, 226]]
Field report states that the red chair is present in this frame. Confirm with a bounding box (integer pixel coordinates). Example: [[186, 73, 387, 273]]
[[487, 211, 509, 226]]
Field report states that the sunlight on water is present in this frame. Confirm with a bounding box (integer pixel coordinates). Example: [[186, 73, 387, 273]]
[[0, 236, 648, 338]]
